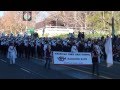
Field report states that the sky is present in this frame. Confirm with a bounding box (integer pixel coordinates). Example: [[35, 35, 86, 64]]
[[35, 11, 49, 23], [0, 11, 50, 21], [0, 11, 4, 17], [0, 11, 50, 22]]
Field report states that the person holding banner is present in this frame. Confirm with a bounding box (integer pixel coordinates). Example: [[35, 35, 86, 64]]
[[92, 46, 99, 76]]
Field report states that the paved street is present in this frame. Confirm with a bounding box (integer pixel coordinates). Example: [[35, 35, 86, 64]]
[[0, 11, 119, 79], [0, 55, 119, 79], [0, 58, 41, 79]]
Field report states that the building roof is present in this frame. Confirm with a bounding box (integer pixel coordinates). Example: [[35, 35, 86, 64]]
[[35, 19, 65, 29]]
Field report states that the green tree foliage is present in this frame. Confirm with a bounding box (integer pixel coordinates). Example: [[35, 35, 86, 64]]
[[84, 11, 120, 36]]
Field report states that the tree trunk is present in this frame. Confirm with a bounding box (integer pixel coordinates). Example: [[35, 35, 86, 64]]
[[84, 13, 87, 30], [102, 11, 106, 29]]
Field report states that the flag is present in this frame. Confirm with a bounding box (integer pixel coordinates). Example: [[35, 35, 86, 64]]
[[105, 36, 113, 67], [23, 11, 32, 21]]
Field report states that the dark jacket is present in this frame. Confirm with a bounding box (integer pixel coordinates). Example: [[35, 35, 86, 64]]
[[78, 43, 84, 52], [55, 44, 63, 51], [92, 50, 98, 63], [46, 48, 51, 58]]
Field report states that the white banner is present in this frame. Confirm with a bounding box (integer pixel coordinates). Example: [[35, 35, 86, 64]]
[[53, 52, 92, 65]]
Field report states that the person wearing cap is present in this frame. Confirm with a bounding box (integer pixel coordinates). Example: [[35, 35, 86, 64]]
[[51, 40, 56, 51], [43, 41, 49, 59], [36, 39, 41, 59], [55, 41, 63, 51], [15, 40, 20, 58], [71, 42, 78, 53], [78, 31, 82, 40], [7, 43, 17, 64], [30, 40, 35, 58], [87, 40, 92, 52], [62, 40, 69, 52], [20, 40, 24, 58], [44, 44, 52, 69], [24, 39, 31, 60], [0, 40, 4, 56], [78, 42, 84, 52], [94, 41, 103, 63]]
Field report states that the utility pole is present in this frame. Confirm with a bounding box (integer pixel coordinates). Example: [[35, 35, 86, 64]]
[[112, 11, 115, 37], [85, 12, 87, 30], [56, 18, 57, 27], [103, 11, 105, 29], [23, 11, 29, 33]]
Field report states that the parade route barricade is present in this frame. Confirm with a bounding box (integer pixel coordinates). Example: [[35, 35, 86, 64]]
[[53, 52, 92, 65]]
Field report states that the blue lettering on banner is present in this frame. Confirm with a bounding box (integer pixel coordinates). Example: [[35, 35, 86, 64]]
[[68, 58, 80, 60], [80, 58, 87, 60], [75, 54, 80, 55], [68, 54, 74, 55], [55, 53, 67, 55], [82, 54, 90, 56]]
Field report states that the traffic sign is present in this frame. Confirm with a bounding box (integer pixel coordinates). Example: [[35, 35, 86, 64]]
[[23, 11, 32, 21]]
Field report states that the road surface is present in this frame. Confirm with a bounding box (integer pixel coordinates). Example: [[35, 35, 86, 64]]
[[0, 55, 117, 79]]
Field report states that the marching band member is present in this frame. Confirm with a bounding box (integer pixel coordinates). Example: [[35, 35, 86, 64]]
[[24, 39, 30, 60], [30, 40, 35, 57], [71, 42, 78, 53], [44, 41, 48, 59], [62, 40, 68, 52], [36, 39, 41, 59], [45, 44, 52, 69], [7, 43, 17, 64], [94, 42, 103, 63], [92, 46, 99, 76]]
